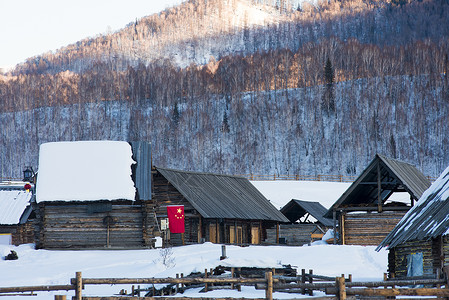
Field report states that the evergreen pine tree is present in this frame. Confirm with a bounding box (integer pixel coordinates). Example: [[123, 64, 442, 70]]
[[173, 102, 180, 126], [222, 111, 230, 133], [322, 57, 335, 113]]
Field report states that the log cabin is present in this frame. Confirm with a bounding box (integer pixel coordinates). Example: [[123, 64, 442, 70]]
[[153, 167, 289, 246], [33, 140, 287, 249], [266, 199, 333, 246], [325, 154, 431, 246], [0, 183, 34, 245], [377, 165, 449, 279], [34, 141, 152, 249]]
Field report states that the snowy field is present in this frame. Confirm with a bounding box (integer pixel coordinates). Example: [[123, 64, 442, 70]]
[[0, 180, 391, 299], [251, 180, 351, 209], [0, 243, 387, 299]]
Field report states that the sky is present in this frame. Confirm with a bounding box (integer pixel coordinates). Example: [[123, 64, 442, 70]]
[[0, 0, 185, 71]]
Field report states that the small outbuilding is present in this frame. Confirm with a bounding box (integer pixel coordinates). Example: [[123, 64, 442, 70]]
[[34, 140, 152, 249], [377, 165, 449, 279], [325, 154, 431, 246], [266, 199, 333, 246], [0, 183, 34, 245], [153, 167, 289, 246]]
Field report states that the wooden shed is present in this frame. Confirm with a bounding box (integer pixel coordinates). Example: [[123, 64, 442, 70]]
[[33, 140, 287, 249], [34, 141, 153, 249], [266, 199, 333, 246], [153, 167, 289, 246], [325, 154, 431, 246], [377, 166, 449, 279], [0, 183, 35, 245]]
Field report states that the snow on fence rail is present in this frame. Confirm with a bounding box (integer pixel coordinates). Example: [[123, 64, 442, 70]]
[[1, 270, 449, 300]]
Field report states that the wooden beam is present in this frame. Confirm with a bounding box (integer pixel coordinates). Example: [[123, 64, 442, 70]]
[[265, 271, 273, 300], [336, 277, 346, 300], [333, 211, 337, 245], [75, 272, 82, 300], [276, 222, 279, 244], [377, 162, 382, 213], [198, 217, 202, 243], [344, 288, 449, 297], [337, 206, 410, 212]]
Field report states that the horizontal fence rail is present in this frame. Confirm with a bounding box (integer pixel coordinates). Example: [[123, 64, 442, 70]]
[[1, 270, 449, 300], [240, 174, 437, 182], [1, 174, 437, 184]]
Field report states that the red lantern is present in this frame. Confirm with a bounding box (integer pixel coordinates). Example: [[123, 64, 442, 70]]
[[24, 183, 32, 191]]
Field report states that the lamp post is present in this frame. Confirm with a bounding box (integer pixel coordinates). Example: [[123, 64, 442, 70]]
[[23, 167, 35, 182]]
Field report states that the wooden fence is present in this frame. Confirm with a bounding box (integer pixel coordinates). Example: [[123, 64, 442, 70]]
[[1, 174, 437, 184], [239, 174, 358, 182], [1, 269, 449, 300]]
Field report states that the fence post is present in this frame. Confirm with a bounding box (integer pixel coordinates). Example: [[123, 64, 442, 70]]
[[301, 269, 306, 294], [75, 272, 82, 300], [308, 269, 313, 296], [336, 276, 346, 300], [265, 271, 273, 300], [55, 296, 66, 300], [231, 267, 235, 290], [204, 269, 208, 292]]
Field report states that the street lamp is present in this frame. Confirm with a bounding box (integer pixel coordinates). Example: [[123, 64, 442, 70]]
[[23, 167, 35, 182]]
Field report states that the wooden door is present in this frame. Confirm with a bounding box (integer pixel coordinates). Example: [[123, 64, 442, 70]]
[[229, 226, 235, 244], [251, 226, 260, 244], [209, 224, 216, 243], [236, 226, 243, 244]]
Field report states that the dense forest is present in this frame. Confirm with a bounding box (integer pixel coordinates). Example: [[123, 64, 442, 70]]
[[1, 0, 448, 179]]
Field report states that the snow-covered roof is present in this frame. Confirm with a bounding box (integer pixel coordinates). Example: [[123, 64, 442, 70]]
[[36, 141, 136, 203], [377, 165, 449, 250], [0, 190, 32, 225]]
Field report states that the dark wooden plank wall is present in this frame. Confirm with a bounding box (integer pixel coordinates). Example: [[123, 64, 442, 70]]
[[151, 173, 199, 246], [391, 239, 434, 278], [0, 222, 35, 246], [443, 236, 449, 266], [35, 202, 143, 249], [265, 224, 327, 246], [342, 211, 407, 245], [151, 172, 269, 246]]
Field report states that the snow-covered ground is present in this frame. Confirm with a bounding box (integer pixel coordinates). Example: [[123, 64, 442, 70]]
[[251, 180, 411, 209], [251, 180, 351, 209], [0, 180, 391, 299], [0, 243, 387, 299]]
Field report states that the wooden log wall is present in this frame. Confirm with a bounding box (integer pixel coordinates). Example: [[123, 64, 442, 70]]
[[151, 172, 267, 246], [35, 201, 144, 249], [265, 224, 327, 246], [341, 211, 407, 245], [391, 239, 434, 279], [151, 173, 199, 246], [0, 221, 35, 246]]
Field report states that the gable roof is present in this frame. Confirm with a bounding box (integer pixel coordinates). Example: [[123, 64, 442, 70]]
[[377, 165, 449, 250], [281, 199, 333, 227], [325, 154, 431, 218], [156, 167, 289, 222], [0, 186, 33, 225]]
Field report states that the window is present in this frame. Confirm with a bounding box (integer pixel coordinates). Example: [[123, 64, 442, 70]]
[[407, 252, 423, 277]]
